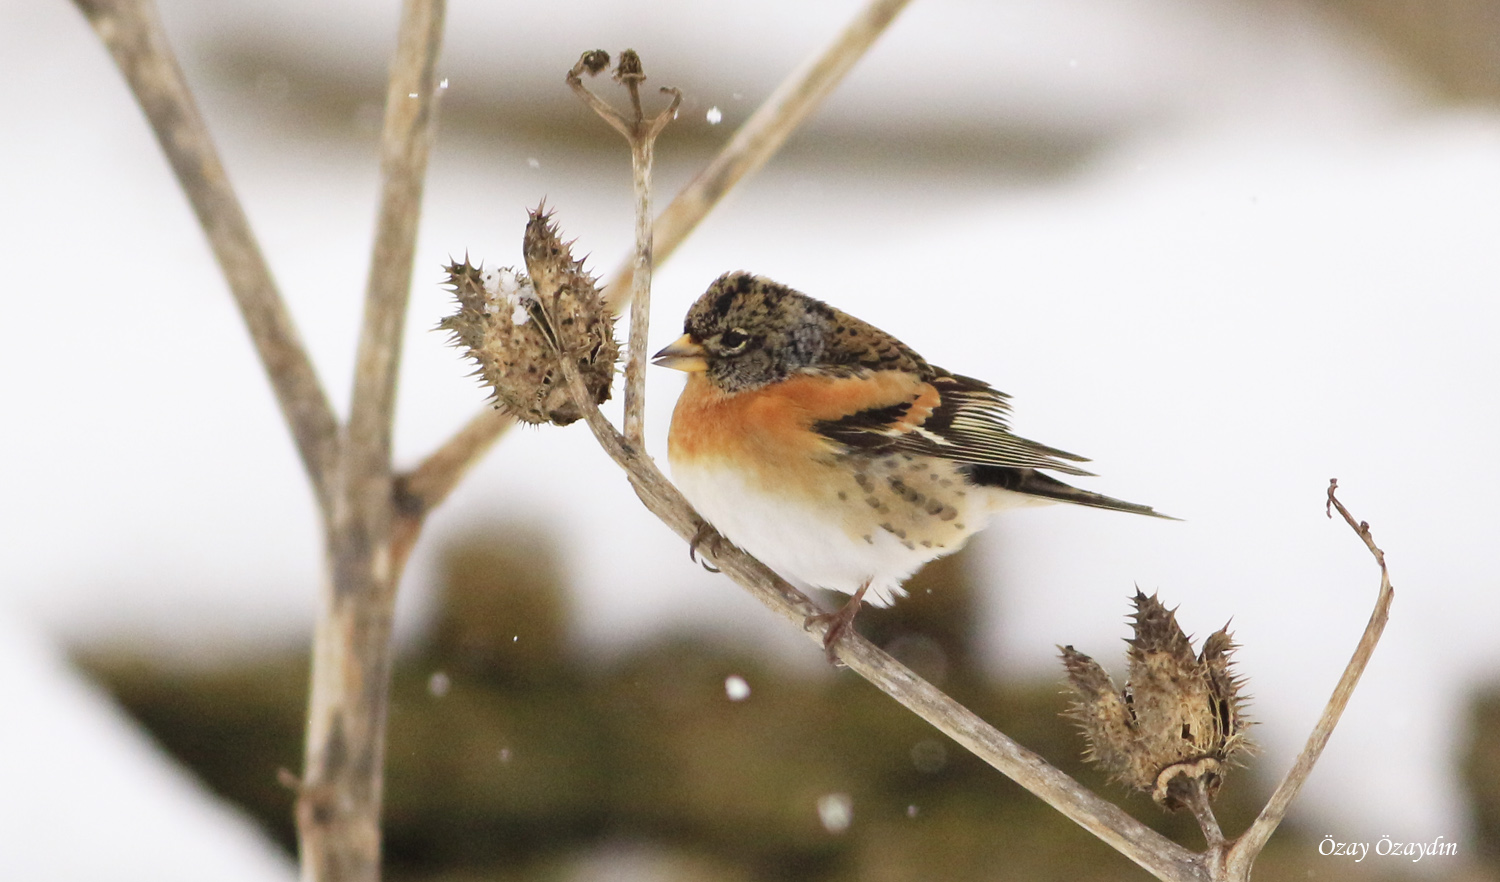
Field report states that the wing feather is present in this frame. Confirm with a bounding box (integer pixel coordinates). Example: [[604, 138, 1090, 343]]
[[812, 371, 1096, 476]]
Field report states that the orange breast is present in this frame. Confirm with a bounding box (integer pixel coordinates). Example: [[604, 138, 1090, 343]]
[[667, 370, 933, 478]]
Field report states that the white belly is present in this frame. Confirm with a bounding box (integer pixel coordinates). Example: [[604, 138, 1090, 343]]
[[672, 459, 952, 607]]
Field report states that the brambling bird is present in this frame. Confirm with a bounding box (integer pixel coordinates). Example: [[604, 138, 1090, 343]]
[[653, 272, 1172, 659]]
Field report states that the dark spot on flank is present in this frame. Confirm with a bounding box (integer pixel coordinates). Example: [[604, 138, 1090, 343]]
[[920, 540, 933, 548], [863, 534, 873, 544], [837, 491, 847, 501], [939, 507, 957, 522], [866, 496, 881, 508]]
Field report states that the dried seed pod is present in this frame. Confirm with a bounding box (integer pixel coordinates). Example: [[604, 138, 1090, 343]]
[[577, 49, 610, 76], [440, 207, 618, 425], [1061, 591, 1252, 810], [521, 206, 619, 404]]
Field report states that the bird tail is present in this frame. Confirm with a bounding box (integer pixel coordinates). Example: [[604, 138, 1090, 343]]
[[966, 465, 1179, 520]]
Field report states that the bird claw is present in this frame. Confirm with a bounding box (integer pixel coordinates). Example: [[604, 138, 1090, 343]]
[[803, 583, 871, 666], [688, 521, 722, 573]]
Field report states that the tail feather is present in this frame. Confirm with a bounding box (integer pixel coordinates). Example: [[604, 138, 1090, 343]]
[[964, 465, 1179, 520]]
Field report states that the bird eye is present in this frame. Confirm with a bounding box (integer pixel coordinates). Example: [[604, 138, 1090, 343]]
[[718, 328, 750, 354]]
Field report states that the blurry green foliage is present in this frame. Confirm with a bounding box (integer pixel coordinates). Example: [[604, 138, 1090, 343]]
[[84, 524, 1417, 881]]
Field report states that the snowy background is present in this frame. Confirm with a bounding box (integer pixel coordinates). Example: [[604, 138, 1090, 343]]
[[2, 0, 1498, 878]]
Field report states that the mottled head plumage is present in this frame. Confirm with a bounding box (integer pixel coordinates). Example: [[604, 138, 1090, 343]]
[[679, 272, 931, 392]]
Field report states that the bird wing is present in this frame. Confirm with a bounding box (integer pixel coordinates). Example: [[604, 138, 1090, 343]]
[[812, 371, 1096, 476]]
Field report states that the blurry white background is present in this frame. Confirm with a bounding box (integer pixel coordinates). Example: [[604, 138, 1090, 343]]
[[2, 0, 1498, 878]]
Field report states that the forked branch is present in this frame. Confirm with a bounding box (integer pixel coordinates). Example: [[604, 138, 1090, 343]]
[[567, 50, 681, 449], [1219, 480, 1395, 878]]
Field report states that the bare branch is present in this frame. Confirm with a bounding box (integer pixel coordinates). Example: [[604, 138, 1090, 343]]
[[1183, 781, 1227, 853], [346, 0, 447, 489], [618, 84, 680, 448], [395, 407, 513, 518], [71, 0, 339, 515], [567, 51, 681, 449], [1223, 479, 1395, 877], [296, 2, 447, 880], [602, 0, 915, 312]]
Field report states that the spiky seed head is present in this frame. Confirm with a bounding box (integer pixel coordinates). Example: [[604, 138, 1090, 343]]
[[1061, 591, 1253, 811], [614, 49, 644, 83], [440, 206, 617, 426], [577, 50, 610, 76]]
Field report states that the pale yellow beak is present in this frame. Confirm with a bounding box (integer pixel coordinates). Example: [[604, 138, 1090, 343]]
[[651, 334, 708, 372]]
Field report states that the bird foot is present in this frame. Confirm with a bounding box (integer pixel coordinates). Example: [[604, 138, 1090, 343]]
[[803, 582, 871, 666]]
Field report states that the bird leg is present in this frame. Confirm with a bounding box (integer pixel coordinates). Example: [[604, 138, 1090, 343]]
[[804, 581, 871, 665]]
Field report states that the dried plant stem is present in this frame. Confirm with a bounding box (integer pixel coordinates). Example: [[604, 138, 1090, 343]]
[[403, 0, 910, 498], [566, 53, 681, 448], [71, 0, 339, 516], [395, 408, 513, 518], [1184, 782, 1227, 853], [296, 2, 446, 880], [1220, 480, 1395, 878], [621, 115, 663, 448], [81, 0, 448, 877]]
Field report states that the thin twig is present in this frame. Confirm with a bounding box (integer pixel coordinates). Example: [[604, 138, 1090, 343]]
[[347, 0, 447, 482], [1183, 783, 1229, 881], [619, 87, 681, 448], [296, 2, 446, 881], [1184, 782, 1227, 852], [71, 0, 339, 516], [395, 407, 513, 518], [401, 0, 911, 496], [567, 50, 681, 448], [1222, 479, 1395, 878]]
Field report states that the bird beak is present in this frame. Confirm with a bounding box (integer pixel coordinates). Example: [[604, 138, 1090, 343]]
[[651, 334, 708, 372]]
